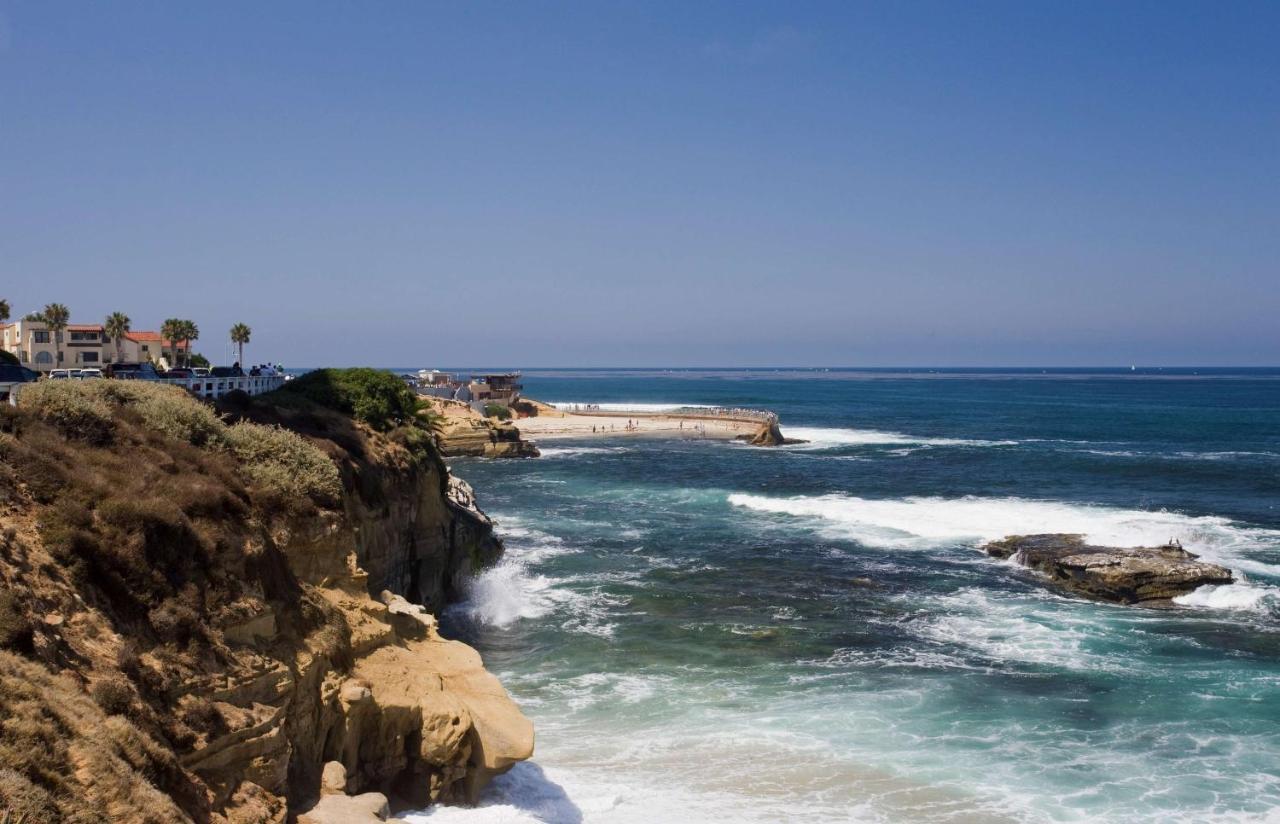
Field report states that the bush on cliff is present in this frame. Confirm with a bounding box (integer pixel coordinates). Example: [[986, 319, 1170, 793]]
[[483, 402, 512, 421], [225, 421, 342, 506], [277, 368, 420, 431], [19, 380, 338, 507], [18, 381, 116, 445]]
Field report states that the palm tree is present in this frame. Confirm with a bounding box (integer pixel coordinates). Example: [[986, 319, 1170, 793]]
[[180, 320, 199, 367], [104, 312, 131, 364], [0, 298, 9, 323], [42, 303, 70, 369], [160, 318, 183, 368], [229, 323, 251, 366]]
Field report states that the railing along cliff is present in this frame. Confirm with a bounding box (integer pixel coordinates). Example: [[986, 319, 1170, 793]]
[[156, 374, 286, 400]]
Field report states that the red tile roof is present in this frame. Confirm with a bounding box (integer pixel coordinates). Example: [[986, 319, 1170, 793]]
[[125, 331, 185, 347]]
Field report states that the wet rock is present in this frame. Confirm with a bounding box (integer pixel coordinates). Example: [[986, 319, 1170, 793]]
[[741, 420, 807, 446], [984, 533, 1234, 605]]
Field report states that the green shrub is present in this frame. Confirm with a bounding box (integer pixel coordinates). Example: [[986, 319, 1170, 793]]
[[277, 368, 419, 431], [483, 403, 512, 421], [17, 382, 115, 445], [225, 422, 341, 505], [88, 382, 225, 447]]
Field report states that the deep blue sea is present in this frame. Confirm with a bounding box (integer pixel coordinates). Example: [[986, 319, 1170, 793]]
[[411, 368, 1280, 824]]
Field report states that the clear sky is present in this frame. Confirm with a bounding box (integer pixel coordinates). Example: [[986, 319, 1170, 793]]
[[1, 1, 1276, 367]]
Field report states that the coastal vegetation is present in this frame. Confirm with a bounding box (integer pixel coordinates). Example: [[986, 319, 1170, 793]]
[[159, 318, 200, 367], [277, 367, 420, 432], [104, 311, 131, 363], [483, 402, 513, 421], [42, 303, 70, 369], [229, 323, 251, 366], [16, 379, 339, 504]]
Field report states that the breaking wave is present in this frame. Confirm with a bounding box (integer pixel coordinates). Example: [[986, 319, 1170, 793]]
[[727, 493, 1280, 580], [781, 427, 1018, 450]]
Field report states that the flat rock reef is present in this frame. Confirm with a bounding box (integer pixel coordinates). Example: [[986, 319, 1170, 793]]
[[983, 533, 1234, 605]]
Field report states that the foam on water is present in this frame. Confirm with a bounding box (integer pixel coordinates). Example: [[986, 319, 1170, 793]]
[[727, 493, 1280, 580], [538, 446, 633, 458], [1174, 583, 1280, 612], [450, 519, 627, 636], [781, 426, 1018, 449]]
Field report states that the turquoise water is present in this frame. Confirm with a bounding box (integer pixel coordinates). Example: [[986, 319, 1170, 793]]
[[413, 369, 1280, 823]]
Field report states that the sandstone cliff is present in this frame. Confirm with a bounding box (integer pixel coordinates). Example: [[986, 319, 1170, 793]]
[[0, 377, 532, 823], [424, 400, 539, 459]]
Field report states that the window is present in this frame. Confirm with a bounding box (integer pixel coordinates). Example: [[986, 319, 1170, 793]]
[[70, 331, 99, 342], [33, 331, 50, 343], [34, 351, 52, 365], [80, 352, 99, 363]]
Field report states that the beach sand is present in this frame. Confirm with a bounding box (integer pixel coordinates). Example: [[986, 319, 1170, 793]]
[[514, 413, 758, 441]]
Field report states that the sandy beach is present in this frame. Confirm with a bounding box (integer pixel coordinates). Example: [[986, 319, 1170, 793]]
[[515, 412, 759, 441]]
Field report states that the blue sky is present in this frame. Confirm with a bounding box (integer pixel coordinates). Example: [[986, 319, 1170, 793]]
[[1, 1, 1276, 367]]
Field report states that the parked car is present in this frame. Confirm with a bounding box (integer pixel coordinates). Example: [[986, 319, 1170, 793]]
[[105, 362, 162, 381], [210, 366, 245, 378], [78, 368, 104, 380], [164, 368, 194, 379], [192, 368, 210, 378], [48, 369, 78, 380]]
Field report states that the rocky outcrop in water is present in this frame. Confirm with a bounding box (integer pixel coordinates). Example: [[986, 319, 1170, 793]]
[[742, 420, 805, 446], [983, 533, 1233, 604], [438, 417, 540, 458], [430, 405, 539, 459]]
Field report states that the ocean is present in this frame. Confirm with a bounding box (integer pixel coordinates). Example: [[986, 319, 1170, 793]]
[[407, 368, 1280, 823]]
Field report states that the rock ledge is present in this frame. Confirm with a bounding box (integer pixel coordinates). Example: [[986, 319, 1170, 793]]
[[983, 533, 1233, 604]]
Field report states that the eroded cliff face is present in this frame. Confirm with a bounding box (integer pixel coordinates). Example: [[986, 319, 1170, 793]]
[[425, 400, 540, 459], [0, 386, 531, 823]]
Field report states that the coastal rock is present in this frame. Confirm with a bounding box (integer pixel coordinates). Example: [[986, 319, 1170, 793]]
[[0, 381, 531, 822], [436, 414, 540, 458], [983, 533, 1234, 604], [298, 788, 409, 824], [743, 419, 806, 446]]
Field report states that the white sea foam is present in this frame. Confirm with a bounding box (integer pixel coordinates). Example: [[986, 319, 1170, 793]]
[[909, 588, 1136, 673], [538, 446, 632, 459], [450, 520, 603, 630], [1174, 583, 1280, 612], [781, 426, 1018, 450], [726, 493, 1280, 579]]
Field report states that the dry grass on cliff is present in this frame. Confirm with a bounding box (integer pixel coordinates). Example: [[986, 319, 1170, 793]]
[[17, 380, 340, 508], [0, 650, 192, 824], [0, 383, 354, 821]]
